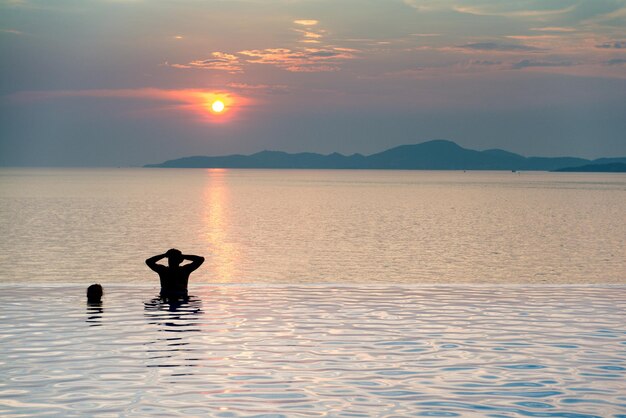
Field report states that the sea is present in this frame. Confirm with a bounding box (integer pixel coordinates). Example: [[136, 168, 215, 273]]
[[0, 168, 624, 417]]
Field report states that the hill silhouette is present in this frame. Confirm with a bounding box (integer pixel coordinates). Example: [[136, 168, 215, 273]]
[[553, 162, 626, 172], [145, 140, 626, 171]]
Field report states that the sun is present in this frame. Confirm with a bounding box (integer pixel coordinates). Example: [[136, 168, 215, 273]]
[[211, 100, 225, 113], [196, 92, 242, 121]]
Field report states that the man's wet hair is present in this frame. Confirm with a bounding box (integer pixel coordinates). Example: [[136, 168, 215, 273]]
[[87, 284, 103, 303], [165, 248, 182, 258]]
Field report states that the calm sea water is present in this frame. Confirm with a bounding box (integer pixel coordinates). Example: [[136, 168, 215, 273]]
[[0, 168, 624, 284]]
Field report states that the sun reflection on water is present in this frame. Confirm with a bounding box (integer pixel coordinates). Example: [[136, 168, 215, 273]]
[[202, 169, 239, 282]]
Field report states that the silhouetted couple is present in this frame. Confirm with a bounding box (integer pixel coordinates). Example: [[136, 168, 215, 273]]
[[146, 249, 204, 299]]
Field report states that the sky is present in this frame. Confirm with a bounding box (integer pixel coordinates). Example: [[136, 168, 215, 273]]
[[1, 0, 625, 166]]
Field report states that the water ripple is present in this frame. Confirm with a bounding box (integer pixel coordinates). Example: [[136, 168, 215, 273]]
[[0, 285, 624, 417]]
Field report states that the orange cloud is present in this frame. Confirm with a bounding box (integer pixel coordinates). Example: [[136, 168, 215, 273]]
[[295, 29, 322, 39], [168, 52, 243, 73], [168, 18, 357, 74], [294, 19, 318, 26]]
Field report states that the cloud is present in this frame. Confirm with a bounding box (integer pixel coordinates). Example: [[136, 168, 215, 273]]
[[226, 82, 290, 94], [403, 0, 626, 30], [607, 58, 626, 65], [453, 4, 575, 18], [596, 41, 626, 49], [168, 52, 243, 73], [506, 35, 560, 40], [2, 0, 30, 7], [404, 0, 577, 19], [167, 18, 356, 74], [285, 65, 339, 73], [308, 50, 341, 57], [0, 28, 23, 35], [333, 47, 359, 53], [458, 42, 541, 52], [239, 47, 353, 72], [584, 4, 626, 26], [471, 60, 502, 66], [294, 20, 318, 26], [512, 59, 572, 69], [530, 27, 576, 32], [294, 27, 325, 44], [295, 29, 322, 39]]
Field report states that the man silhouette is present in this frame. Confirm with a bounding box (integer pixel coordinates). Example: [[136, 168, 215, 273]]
[[146, 249, 204, 298]]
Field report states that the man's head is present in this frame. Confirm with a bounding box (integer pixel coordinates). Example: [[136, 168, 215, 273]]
[[87, 284, 103, 303], [166, 248, 183, 267]]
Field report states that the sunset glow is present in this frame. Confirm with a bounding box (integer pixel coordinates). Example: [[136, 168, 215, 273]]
[[11, 88, 249, 124], [2, 0, 626, 165], [1, 2, 626, 416]]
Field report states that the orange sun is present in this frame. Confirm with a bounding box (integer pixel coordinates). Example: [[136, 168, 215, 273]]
[[211, 100, 225, 113]]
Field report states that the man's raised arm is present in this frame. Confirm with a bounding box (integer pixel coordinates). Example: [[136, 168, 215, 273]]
[[145, 253, 166, 271], [183, 254, 205, 271]]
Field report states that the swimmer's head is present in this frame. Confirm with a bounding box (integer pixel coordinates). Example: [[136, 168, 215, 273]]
[[87, 283, 103, 303], [165, 248, 183, 267]]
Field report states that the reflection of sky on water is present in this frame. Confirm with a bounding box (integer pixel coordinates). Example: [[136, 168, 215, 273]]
[[0, 285, 624, 416]]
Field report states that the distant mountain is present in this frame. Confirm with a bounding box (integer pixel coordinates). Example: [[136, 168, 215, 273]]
[[553, 162, 626, 172], [145, 140, 626, 171]]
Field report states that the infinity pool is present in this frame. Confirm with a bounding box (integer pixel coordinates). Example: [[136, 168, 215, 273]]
[[1, 285, 625, 417]]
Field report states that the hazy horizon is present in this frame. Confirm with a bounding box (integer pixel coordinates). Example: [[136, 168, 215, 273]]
[[2, 138, 626, 168]]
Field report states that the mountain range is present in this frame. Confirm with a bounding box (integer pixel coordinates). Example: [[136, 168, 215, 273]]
[[554, 162, 626, 172], [145, 140, 626, 171]]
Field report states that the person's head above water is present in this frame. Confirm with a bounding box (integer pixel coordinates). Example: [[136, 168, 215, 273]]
[[87, 284, 103, 303], [165, 248, 183, 267]]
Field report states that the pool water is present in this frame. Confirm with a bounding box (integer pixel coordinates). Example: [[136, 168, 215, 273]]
[[1, 285, 625, 417]]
